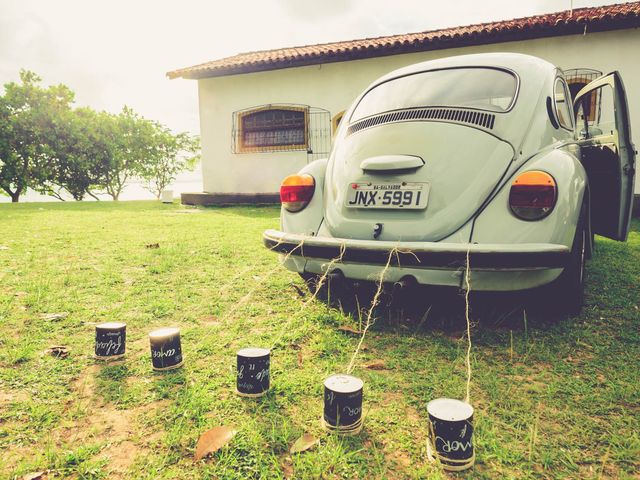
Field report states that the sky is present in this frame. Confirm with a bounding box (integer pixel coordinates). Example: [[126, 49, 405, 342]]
[[0, 0, 633, 135]]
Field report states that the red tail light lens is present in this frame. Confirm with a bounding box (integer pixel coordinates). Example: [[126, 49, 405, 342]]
[[280, 174, 315, 212], [509, 171, 557, 220]]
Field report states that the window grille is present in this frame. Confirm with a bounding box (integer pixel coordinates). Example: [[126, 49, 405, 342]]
[[233, 105, 308, 153], [232, 104, 331, 163], [564, 68, 602, 123]]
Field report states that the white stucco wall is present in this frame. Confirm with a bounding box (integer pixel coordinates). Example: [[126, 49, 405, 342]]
[[197, 28, 640, 194]]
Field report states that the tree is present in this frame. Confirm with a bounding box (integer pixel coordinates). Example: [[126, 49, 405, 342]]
[[94, 108, 199, 201], [1, 71, 198, 203], [139, 127, 200, 199], [93, 107, 156, 201], [0, 97, 11, 198], [37, 108, 114, 201], [0, 71, 74, 202]]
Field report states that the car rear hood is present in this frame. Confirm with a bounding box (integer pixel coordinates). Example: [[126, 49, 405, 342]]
[[324, 121, 515, 242]]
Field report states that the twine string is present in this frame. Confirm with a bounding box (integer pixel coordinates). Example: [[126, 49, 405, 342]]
[[270, 242, 346, 350], [217, 265, 254, 297], [305, 242, 347, 305], [346, 246, 398, 375], [463, 244, 473, 404], [222, 239, 305, 322]]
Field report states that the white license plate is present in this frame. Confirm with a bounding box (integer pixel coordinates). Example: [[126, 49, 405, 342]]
[[346, 182, 429, 209]]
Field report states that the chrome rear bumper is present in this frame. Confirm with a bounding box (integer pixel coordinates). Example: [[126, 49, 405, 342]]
[[263, 229, 570, 271]]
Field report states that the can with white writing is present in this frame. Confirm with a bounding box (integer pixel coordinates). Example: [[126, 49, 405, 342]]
[[427, 398, 474, 471], [322, 374, 363, 435], [236, 347, 270, 397], [149, 327, 183, 371], [95, 322, 126, 360]]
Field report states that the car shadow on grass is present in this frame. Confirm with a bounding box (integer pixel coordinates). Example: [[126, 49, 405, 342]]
[[315, 281, 571, 336]]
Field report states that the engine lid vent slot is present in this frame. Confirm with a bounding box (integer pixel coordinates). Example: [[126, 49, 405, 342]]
[[347, 107, 496, 136]]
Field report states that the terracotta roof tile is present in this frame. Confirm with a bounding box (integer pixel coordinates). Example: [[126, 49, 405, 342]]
[[168, 2, 640, 79]]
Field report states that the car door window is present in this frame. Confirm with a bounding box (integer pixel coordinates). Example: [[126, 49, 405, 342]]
[[576, 84, 615, 138], [554, 78, 573, 130]]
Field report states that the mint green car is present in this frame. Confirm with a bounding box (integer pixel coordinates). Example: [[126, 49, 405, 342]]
[[264, 53, 635, 314]]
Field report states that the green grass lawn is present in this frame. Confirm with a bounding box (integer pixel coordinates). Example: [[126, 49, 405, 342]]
[[0, 201, 638, 479]]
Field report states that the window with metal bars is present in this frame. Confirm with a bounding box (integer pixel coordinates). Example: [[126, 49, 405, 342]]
[[236, 107, 308, 153], [564, 68, 602, 123]]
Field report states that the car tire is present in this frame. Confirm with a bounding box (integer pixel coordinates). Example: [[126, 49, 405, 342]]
[[300, 273, 346, 301], [545, 204, 587, 316], [299, 272, 366, 305], [299, 273, 327, 298]]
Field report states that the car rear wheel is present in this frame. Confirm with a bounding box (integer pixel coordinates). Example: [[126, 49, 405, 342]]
[[544, 205, 587, 316], [299, 273, 345, 301]]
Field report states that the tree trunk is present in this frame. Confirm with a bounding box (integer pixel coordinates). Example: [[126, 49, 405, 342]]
[[86, 191, 101, 201], [10, 192, 20, 203]]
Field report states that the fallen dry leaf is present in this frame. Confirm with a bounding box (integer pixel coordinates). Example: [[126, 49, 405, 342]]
[[363, 359, 388, 370], [22, 472, 46, 480], [290, 433, 319, 454], [145, 243, 160, 249], [337, 325, 363, 335], [14, 291, 27, 297], [282, 458, 295, 479], [40, 312, 69, 321], [201, 315, 220, 326], [194, 426, 237, 461], [44, 346, 70, 359], [297, 351, 303, 368]]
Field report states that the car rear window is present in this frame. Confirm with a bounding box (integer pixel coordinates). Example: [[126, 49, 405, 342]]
[[350, 68, 518, 122]]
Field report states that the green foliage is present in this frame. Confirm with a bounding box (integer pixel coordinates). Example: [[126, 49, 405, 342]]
[[139, 127, 200, 199], [37, 107, 112, 201], [0, 70, 74, 202], [0, 71, 200, 202]]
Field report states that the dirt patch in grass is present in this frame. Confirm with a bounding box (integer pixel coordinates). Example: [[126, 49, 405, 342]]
[[49, 364, 167, 478], [61, 401, 167, 478], [200, 315, 221, 327], [72, 364, 101, 400], [379, 392, 428, 473], [51, 403, 139, 478], [0, 389, 30, 406]]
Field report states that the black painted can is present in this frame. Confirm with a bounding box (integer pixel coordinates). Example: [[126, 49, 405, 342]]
[[95, 322, 126, 360], [149, 327, 183, 371], [427, 398, 475, 471], [323, 374, 364, 435], [236, 347, 270, 397]]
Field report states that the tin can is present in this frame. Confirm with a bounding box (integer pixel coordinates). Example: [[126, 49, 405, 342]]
[[427, 398, 474, 471], [149, 327, 183, 371], [236, 347, 270, 397], [95, 322, 126, 360], [322, 374, 364, 435]]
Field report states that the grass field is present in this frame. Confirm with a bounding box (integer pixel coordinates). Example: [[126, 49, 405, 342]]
[[0, 201, 638, 479]]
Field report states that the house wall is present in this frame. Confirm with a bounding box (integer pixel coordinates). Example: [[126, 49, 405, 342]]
[[197, 28, 640, 195]]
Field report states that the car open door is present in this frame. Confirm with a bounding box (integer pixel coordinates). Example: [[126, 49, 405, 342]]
[[573, 71, 636, 241]]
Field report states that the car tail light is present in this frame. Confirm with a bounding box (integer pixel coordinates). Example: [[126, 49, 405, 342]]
[[280, 174, 315, 212], [509, 171, 557, 220]]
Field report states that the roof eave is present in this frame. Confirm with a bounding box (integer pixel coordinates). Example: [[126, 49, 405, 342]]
[[167, 14, 640, 80]]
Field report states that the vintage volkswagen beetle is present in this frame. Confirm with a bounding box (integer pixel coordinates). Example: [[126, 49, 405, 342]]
[[263, 53, 635, 313]]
